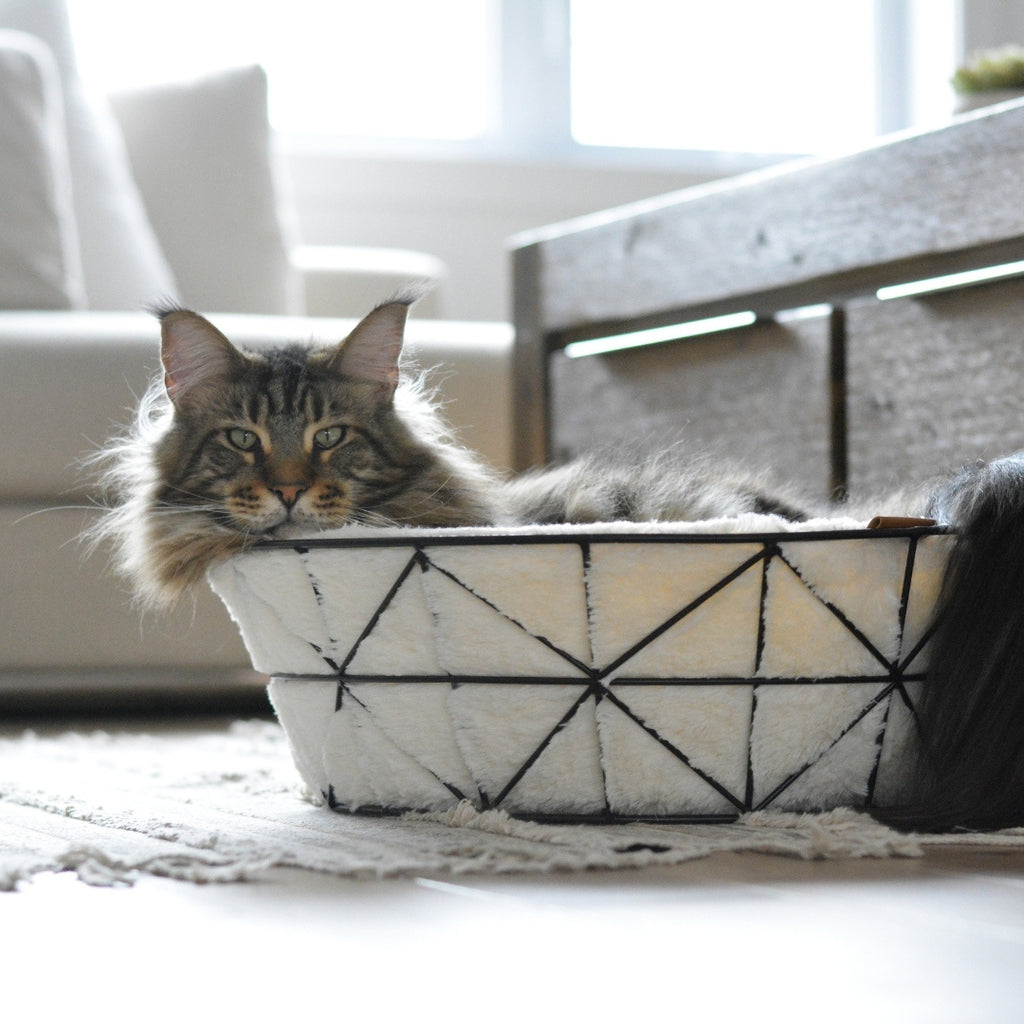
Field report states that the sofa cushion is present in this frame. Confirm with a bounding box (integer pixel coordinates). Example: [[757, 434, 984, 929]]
[[0, 30, 84, 309], [0, 0, 178, 309], [110, 65, 303, 316]]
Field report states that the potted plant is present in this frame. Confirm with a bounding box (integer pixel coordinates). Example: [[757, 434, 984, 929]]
[[952, 45, 1024, 113]]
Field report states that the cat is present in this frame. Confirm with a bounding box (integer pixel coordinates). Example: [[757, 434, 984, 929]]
[[93, 295, 816, 606], [92, 295, 1024, 833]]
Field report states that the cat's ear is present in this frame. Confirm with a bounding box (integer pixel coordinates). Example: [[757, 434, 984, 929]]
[[329, 300, 409, 398], [158, 308, 243, 408]]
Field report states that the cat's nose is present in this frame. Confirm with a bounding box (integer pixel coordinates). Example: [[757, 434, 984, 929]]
[[272, 484, 306, 510]]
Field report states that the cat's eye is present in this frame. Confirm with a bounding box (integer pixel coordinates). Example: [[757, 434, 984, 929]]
[[313, 426, 347, 450], [227, 428, 259, 451]]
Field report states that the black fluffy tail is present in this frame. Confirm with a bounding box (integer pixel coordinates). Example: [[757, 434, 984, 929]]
[[884, 454, 1024, 831]]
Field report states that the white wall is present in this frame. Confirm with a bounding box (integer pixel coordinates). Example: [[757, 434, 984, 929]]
[[283, 148, 733, 323], [960, 0, 1024, 53]]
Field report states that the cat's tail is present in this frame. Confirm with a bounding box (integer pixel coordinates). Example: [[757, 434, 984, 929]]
[[883, 452, 1024, 831]]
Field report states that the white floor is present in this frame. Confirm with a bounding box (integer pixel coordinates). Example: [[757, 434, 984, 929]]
[[5, 849, 1024, 1024]]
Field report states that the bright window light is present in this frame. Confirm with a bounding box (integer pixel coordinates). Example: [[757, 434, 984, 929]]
[[876, 261, 1024, 300], [68, 0, 492, 140], [563, 312, 757, 359], [570, 1, 878, 154], [68, 0, 957, 156]]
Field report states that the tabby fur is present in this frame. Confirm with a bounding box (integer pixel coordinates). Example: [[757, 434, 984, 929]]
[[93, 297, 811, 605]]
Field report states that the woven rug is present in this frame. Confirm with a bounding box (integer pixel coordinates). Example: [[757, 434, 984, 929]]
[[3, 721, 1023, 891]]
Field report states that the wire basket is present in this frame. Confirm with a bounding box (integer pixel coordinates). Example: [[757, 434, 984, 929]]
[[208, 522, 954, 822]]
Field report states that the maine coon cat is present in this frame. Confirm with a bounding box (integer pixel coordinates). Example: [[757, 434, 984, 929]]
[[95, 297, 1024, 833], [96, 296, 814, 605]]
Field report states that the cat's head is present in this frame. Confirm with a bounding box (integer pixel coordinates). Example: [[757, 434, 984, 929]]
[[97, 297, 498, 605], [152, 298, 423, 539]]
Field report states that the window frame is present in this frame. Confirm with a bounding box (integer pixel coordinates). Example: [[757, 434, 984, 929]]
[[284, 0, 960, 174], [71, 1, 1014, 174]]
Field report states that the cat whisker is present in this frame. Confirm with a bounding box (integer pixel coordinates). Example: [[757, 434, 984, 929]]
[[12, 504, 102, 526], [347, 510, 402, 528], [147, 503, 225, 518], [159, 483, 228, 504]]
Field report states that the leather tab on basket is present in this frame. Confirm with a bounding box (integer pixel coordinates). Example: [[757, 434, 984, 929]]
[[867, 516, 938, 530]]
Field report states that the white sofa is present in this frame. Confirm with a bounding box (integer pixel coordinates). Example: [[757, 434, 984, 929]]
[[0, 2, 513, 709]]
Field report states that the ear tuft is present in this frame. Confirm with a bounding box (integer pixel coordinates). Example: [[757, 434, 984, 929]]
[[159, 309, 242, 407], [329, 299, 411, 396]]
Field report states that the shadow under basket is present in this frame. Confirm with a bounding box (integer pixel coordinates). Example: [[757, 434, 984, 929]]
[[207, 521, 954, 823]]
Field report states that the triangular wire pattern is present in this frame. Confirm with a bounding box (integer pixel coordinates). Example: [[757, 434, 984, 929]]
[[234, 528, 955, 821], [342, 680, 478, 802], [344, 560, 443, 677], [586, 541, 767, 672], [208, 552, 328, 676], [324, 688, 466, 811], [424, 543, 593, 665], [749, 681, 897, 810], [422, 559, 591, 679], [744, 534, 939, 811], [775, 537, 909, 664]]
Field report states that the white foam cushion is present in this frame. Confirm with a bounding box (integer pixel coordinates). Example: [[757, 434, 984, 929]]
[[0, 30, 83, 309], [110, 64, 302, 315], [0, 0, 178, 309]]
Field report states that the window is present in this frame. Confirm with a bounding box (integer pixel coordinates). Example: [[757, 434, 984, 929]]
[[68, 0, 494, 142], [570, 0, 960, 155], [571, 1, 877, 154], [69, 0, 958, 161]]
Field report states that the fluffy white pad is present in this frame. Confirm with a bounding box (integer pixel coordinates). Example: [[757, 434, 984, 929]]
[[208, 517, 954, 821]]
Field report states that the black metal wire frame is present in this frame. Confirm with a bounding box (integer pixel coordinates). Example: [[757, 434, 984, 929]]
[[262, 528, 948, 823]]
